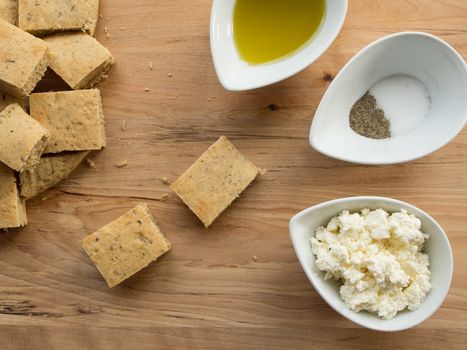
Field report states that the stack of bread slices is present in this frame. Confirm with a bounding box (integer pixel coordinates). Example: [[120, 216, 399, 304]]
[[0, 0, 113, 229]]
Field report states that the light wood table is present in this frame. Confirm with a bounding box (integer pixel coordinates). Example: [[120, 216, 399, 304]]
[[1, 0, 466, 348]]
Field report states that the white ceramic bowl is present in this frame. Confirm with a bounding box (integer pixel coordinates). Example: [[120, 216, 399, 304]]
[[310, 32, 467, 165], [210, 0, 348, 91], [289, 196, 453, 332]]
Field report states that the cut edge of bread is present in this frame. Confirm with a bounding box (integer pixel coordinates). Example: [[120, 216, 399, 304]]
[[21, 132, 50, 172], [20, 48, 49, 97], [75, 56, 114, 90]]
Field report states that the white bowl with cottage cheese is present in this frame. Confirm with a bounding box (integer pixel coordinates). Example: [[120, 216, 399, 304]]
[[289, 197, 453, 332]]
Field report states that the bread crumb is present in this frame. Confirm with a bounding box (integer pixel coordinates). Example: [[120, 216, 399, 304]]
[[99, 14, 103, 19], [101, 74, 108, 80], [160, 193, 170, 201], [105, 33, 110, 38], [160, 177, 170, 185], [144, 88, 150, 92], [104, 27, 109, 34], [128, 141, 133, 147], [105, 17, 110, 21], [168, 73, 173, 77], [121, 120, 127, 131], [259, 168, 268, 176], [120, 27, 126, 31], [86, 159, 97, 169], [149, 62, 153, 70], [252, 255, 258, 261], [116, 160, 128, 168], [41, 196, 48, 202]]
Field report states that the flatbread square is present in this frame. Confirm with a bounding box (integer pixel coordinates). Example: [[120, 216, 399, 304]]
[[0, 163, 27, 229], [18, 0, 99, 35], [0, 104, 50, 172], [0, 18, 48, 97], [171, 136, 260, 227], [81, 204, 171, 288], [20, 151, 89, 200], [44, 32, 114, 90], [30, 89, 106, 153], [0, 0, 18, 25]]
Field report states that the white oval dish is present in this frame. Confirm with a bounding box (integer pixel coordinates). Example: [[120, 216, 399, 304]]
[[310, 32, 467, 165], [210, 0, 348, 91], [289, 196, 453, 332]]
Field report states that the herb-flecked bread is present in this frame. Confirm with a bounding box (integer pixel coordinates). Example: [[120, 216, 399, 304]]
[[81, 204, 172, 288]]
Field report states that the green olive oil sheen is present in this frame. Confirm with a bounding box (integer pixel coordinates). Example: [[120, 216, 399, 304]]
[[233, 0, 326, 65]]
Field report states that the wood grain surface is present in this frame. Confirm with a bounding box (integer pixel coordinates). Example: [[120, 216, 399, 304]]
[[1, 0, 467, 349]]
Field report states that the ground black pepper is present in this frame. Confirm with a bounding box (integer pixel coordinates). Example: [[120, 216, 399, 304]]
[[349, 92, 391, 139]]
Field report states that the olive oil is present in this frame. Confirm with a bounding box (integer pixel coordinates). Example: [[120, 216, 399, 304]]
[[233, 0, 326, 65]]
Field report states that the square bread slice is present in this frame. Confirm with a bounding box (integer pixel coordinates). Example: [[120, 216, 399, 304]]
[[18, 0, 99, 36], [171, 136, 260, 227], [30, 89, 106, 153], [44, 32, 114, 90], [0, 163, 27, 229], [0, 104, 50, 172], [0, 0, 18, 25], [81, 203, 172, 288], [20, 151, 89, 200], [0, 19, 48, 97]]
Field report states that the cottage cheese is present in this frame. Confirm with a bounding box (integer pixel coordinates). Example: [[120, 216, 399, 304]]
[[310, 208, 431, 320]]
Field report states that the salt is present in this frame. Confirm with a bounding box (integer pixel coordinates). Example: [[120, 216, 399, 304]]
[[369, 74, 431, 136]]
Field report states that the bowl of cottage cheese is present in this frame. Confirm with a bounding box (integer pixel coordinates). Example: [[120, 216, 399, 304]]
[[289, 196, 453, 331]]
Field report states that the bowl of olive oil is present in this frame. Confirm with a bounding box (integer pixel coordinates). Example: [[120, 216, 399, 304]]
[[210, 0, 348, 91]]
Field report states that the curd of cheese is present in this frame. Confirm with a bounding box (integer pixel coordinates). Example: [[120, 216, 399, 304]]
[[310, 208, 431, 320]]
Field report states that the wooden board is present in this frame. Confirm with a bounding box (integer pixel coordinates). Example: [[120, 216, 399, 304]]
[[1, 0, 467, 348]]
